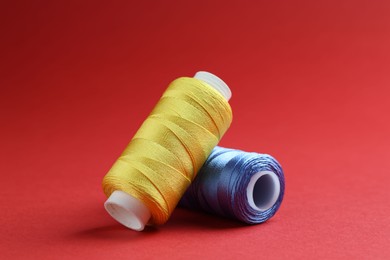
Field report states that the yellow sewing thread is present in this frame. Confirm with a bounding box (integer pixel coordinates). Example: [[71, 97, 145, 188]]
[[102, 76, 232, 227]]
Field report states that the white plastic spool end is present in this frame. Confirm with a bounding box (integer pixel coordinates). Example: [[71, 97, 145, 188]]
[[246, 171, 281, 211], [104, 190, 151, 231], [194, 71, 232, 101]]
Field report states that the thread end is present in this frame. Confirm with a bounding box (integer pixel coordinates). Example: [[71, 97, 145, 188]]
[[104, 190, 151, 231], [194, 71, 232, 101], [246, 171, 281, 211]]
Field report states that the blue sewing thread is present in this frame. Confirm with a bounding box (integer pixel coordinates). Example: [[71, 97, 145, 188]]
[[179, 146, 285, 224]]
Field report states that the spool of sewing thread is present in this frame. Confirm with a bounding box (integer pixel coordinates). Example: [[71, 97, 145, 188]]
[[102, 72, 233, 231], [180, 146, 285, 224]]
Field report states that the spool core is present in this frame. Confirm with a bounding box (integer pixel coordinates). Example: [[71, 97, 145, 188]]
[[104, 71, 231, 231], [246, 171, 281, 211]]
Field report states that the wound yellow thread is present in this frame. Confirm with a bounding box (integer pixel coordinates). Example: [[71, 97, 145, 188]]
[[102, 75, 232, 227]]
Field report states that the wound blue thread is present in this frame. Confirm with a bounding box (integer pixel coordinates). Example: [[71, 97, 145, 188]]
[[179, 146, 285, 224]]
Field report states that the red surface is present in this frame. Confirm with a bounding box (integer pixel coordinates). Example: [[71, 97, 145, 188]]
[[1, 1, 390, 259]]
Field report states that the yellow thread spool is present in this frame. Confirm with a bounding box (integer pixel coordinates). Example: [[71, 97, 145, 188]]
[[102, 71, 232, 231]]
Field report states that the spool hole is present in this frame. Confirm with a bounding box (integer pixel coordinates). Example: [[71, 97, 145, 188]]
[[247, 171, 280, 211]]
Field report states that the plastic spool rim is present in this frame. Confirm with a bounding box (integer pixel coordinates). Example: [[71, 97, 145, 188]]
[[104, 71, 231, 231], [104, 190, 151, 231], [194, 71, 232, 101], [246, 171, 281, 211]]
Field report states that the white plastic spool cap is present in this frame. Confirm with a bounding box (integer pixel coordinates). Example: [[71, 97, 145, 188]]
[[104, 71, 231, 231], [194, 71, 232, 101], [104, 190, 150, 231], [246, 171, 281, 211]]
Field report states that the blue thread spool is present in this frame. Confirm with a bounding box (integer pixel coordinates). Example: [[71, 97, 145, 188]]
[[180, 146, 285, 224]]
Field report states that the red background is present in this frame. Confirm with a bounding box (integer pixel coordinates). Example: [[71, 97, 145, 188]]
[[1, 0, 390, 259]]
